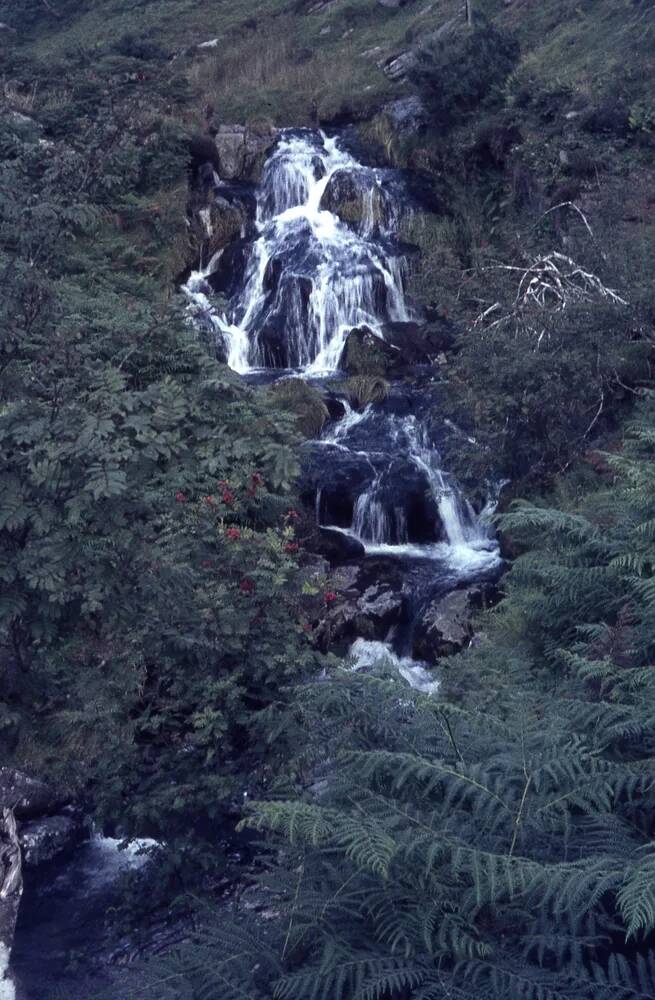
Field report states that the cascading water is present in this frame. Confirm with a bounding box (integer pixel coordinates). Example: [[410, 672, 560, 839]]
[[184, 130, 411, 374], [191, 130, 502, 656]]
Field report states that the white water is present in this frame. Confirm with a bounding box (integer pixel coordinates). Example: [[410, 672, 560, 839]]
[[350, 638, 440, 696], [183, 131, 410, 374], [324, 411, 499, 571]]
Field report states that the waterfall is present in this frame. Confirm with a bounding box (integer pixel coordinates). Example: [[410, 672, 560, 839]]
[[317, 408, 498, 571], [184, 130, 411, 374]]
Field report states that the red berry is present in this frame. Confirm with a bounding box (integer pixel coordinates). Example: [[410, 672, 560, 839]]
[[226, 527, 241, 541], [175, 491, 187, 503]]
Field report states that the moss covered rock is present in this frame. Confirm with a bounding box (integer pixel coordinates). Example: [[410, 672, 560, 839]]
[[341, 326, 400, 376], [269, 379, 330, 438]]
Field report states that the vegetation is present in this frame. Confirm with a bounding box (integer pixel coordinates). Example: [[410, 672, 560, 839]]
[[2, 1, 655, 998]]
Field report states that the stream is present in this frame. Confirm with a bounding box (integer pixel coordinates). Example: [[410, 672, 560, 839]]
[[12, 128, 501, 997]]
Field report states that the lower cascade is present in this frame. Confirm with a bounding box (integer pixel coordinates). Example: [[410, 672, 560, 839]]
[[186, 128, 501, 689]]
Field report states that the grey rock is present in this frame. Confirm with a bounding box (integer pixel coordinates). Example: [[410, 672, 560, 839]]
[[413, 588, 479, 663], [214, 124, 277, 183], [19, 814, 83, 868], [357, 585, 404, 632], [0, 809, 22, 997], [383, 96, 427, 135], [0, 769, 68, 821], [332, 565, 361, 593]]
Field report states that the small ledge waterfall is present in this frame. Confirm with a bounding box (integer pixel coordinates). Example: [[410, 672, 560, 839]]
[[186, 128, 501, 682], [185, 130, 410, 373]]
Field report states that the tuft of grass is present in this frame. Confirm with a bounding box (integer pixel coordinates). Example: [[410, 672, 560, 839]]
[[344, 375, 390, 409], [268, 378, 330, 438]]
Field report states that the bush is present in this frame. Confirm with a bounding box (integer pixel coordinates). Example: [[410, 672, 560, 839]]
[[411, 20, 519, 128]]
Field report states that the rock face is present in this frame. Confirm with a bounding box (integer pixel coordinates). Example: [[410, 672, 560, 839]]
[[412, 588, 479, 663], [0, 769, 67, 821], [19, 814, 82, 868], [315, 582, 405, 650], [0, 769, 82, 868], [213, 124, 277, 183], [0, 810, 22, 1000]]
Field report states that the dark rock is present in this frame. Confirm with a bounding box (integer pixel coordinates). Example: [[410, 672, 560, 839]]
[[188, 133, 221, 175], [341, 326, 400, 375], [0, 769, 69, 822], [413, 587, 479, 663], [314, 528, 366, 564], [19, 813, 84, 868], [384, 318, 456, 365], [302, 445, 376, 527]]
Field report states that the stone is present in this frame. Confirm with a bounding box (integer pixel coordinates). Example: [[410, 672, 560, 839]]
[[341, 326, 400, 376], [332, 565, 361, 593], [19, 813, 83, 868], [0, 769, 68, 821], [412, 588, 479, 663], [0, 810, 21, 1000], [314, 528, 366, 564], [383, 96, 427, 136], [214, 124, 277, 183], [357, 585, 404, 633]]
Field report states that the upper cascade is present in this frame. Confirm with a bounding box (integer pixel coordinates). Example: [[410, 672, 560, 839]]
[[185, 130, 411, 374]]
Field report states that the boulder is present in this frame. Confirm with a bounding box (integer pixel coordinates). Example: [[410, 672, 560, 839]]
[[0, 769, 68, 821], [268, 379, 330, 438], [357, 585, 404, 634], [314, 528, 365, 564], [213, 124, 277, 183], [341, 326, 400, 376], [383, 96, 427, 136], [412, 587, 479, 663], [190, 194, 250, 264], [0, 809, 21, 1000], [320, 169, 384, 229], [19, 813, 83, 868]]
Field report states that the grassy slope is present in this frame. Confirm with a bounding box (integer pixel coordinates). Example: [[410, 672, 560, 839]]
[[11, 0, 654, 125]]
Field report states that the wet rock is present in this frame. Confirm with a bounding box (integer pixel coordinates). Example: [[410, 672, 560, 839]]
[[190, 195, 250, 264], [0, 769, 68, 822], [320, 169, 383, 228], [341, 326, 400, 376], [314, 528, 366, 564], [302, 445, 376, 527], [413, 588, 479, 663], [0, 809, 21, 1000], [214, 124, 277, 183], [357, 585, 404, 633], [19, 813, 83, 868]]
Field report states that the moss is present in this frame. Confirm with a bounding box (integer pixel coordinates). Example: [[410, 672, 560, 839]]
[[342, 328, 396, 377]]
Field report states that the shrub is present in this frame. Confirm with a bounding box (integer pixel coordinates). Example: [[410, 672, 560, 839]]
[[411, 20, 519, 128]]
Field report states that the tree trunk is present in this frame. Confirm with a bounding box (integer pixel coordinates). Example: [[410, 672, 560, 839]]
[[465, 0, 474, 27], [0, 809, 22, 1000]]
